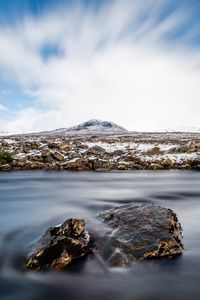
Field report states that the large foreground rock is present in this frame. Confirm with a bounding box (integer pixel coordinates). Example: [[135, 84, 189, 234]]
[[25, 204, 183, 271], [25, 219, 90, 271], [94, 203, 183, 267]]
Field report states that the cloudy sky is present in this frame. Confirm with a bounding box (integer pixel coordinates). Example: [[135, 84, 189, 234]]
[[0, 0, 200, 133]]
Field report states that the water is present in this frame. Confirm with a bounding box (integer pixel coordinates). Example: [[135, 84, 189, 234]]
[[0, 170, 200, 300]]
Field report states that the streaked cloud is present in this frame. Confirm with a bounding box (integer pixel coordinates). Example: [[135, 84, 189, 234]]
[[0, 0, 200, 133]]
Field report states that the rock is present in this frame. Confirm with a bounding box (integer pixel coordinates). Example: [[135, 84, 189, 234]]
[[64, 158, 86, 170], [190, 157, 200, 169], [187, 141, 199, 152], [41, 149, 51, 157], [0, 163, 12, 171], [117, 162, 134, 170], [149, 163, 164, 170], [113, 150, 124, 156], [86, 145, 106, 156], [94, 203, 183, 267], [58, 143, 70, 151], [12, 160, 26, 167], [172, 144, 190, 154], [30, 141, 41, 149], [146, 147, 163, 156], [27, 154, 42, 162], [48, 142, 58, 149], [162, 158, 174, 168], [25, 218, 90, 271], [28, 161, 44, 169], [51, 151, 64, 161]]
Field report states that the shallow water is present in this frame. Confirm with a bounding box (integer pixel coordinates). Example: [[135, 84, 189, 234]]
[[0, 170, 200, 300]]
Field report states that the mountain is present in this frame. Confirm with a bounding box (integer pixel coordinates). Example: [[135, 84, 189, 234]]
[[66, 119, 127, 133], [29, 119, 128, 135]]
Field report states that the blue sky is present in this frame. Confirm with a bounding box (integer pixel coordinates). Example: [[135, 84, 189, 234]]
[[0, 0, 200, 133]]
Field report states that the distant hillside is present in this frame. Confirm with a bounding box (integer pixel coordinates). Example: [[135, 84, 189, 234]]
[[30, 119, 128, 135]]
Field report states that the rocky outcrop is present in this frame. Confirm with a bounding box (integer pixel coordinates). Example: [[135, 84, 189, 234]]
[[94, 203, 183, 267], [25, 219, 91, 271], [1, 133, 200, 171], [25, 204, 183, 271], [51, 151, 64, 161]]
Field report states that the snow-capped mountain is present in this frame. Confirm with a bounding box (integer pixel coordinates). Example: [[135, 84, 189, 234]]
[[30, 119, 128, 135], [66, 119, 127, 133]]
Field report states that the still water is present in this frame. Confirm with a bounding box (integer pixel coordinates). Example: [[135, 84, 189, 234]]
[[0, 170, 200, 300]]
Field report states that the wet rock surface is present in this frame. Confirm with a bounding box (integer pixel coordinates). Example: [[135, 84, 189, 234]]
[[25, 218, 90, 271], [25, 203, 184, 271], [94, 203, 184, 267]]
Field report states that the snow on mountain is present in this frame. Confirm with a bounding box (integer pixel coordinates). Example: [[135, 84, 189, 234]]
[[29, 119, 128, 135], [66, 119, 127, 133]]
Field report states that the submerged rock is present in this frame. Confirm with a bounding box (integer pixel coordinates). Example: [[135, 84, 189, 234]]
[[94, 203, 183, 267], [25, 219, 90, 271]]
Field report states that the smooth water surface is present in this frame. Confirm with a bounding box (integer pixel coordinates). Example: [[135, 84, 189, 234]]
[[0, 170, 200, 300]]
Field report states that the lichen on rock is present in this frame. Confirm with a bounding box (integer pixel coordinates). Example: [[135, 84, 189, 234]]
[[25, 203, 184, 271], [25, 218, 91, 271], [94, 203, 184, 267]]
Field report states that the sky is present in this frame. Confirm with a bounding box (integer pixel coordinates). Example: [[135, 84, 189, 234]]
[[0, 0, 200, 133]]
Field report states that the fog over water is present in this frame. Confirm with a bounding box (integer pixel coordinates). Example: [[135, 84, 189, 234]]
[[1, 170, 200, 299]]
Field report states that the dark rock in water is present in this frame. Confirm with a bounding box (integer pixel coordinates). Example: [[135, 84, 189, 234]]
[[94, 203, 183, 267], [25, 204, 183, 271], [25, 219, 90, 271]]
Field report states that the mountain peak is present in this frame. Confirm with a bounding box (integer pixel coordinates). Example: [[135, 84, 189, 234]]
[[27, 119, 128, 136], [66, 119, 127, 133]]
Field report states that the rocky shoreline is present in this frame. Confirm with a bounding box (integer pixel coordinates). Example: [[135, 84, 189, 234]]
[[1, 132, 200, 171]]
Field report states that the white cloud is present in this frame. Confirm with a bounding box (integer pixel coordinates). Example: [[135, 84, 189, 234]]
[[1, 108, 65, 133], [0, 104, 6, 111], [0, 0, 200, 133]]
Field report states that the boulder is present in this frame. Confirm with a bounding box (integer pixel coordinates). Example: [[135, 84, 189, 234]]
[[149, 163, 164, 170], [94, 203, 183, 267], [0, 163, 12, 171], [162, 158, 174, 168], [48, 142, 58, 149], [41, 149, 51, 157], [25, 219, 90, 271], [25, 204, 184, 271], [146, 147, 164, 156], [187, 141, 199, 152], [86, 145, 106, 156], [28, 161, 44, 169], [64, 158, 87, 170], [51, 151, 64, 161], [58, 143, 70, 151]]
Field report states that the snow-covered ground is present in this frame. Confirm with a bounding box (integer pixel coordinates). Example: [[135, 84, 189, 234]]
[[0, 132, 200, 170]]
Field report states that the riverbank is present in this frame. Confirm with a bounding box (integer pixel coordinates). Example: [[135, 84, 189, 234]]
[[1, 132, 200, 171]]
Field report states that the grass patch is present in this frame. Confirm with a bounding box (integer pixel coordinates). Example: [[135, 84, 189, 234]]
[[0, 151, 13, 164]]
